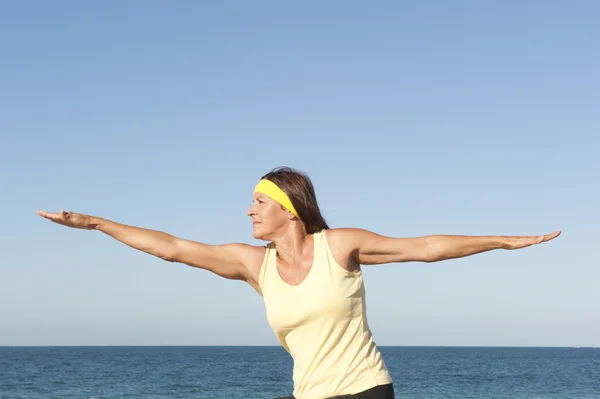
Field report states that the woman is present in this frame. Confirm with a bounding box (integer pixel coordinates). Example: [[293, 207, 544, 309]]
[[37, 166, 560, 399]]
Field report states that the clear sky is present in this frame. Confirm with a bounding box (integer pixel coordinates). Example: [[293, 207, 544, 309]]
[[1, 1, 598, 347]]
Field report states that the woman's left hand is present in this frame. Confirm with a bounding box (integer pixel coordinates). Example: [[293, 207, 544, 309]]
[[503, 230, 561, 250]]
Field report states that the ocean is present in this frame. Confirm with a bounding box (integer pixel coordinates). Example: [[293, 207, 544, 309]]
[[1, 346, 598, 398]]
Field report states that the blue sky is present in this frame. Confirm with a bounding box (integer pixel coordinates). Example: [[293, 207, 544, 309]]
[[1, 1, 598, 347]]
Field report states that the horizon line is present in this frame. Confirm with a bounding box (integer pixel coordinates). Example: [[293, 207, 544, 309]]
[[1, 344, 598, 348]]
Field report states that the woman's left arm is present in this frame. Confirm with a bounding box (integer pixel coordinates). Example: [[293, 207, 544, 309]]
[[336, 228, 561, 265]]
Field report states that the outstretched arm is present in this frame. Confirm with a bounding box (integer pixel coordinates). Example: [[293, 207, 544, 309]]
[[417, 231, 561, 262], [335, 228, 561, 264], [36, 210, 261, 282]]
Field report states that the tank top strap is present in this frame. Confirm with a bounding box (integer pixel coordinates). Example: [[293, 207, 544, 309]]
[[312, 229, 328, 270], [258, 242, 276, 293], [315, 229, 340, 273]]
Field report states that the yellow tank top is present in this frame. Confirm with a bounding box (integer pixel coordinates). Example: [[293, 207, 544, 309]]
[[258, 230, 393, 399]]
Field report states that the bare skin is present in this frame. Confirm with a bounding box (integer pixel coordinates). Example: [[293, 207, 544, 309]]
[[37, 197, 561, 296]]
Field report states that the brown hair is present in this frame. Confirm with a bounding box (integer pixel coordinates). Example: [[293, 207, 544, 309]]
[[261, 166, 330, 234]]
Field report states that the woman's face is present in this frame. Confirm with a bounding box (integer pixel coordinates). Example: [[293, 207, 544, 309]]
[[247, 193, 290, 240]]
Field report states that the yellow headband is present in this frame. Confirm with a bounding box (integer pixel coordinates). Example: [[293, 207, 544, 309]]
[[254, 179, 300, 219]]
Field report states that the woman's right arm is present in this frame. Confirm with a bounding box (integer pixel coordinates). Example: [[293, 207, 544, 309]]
[[37, 210, 264, 285]]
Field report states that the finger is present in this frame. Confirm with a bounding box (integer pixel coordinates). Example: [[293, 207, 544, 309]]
[[37, 210, 57, 219], [532, 230, 561, 244], [37, 210, 65, 223], [542, 230, 561, 242]]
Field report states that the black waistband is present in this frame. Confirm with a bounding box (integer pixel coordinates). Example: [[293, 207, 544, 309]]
[[274, 383, 395, 399]]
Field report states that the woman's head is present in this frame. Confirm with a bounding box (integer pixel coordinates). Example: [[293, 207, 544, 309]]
[[248, 166, 329, 240]]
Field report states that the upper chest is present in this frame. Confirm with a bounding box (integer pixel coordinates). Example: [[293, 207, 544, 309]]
[[275, 230, 360, 285], [276, 254, 314, 286]]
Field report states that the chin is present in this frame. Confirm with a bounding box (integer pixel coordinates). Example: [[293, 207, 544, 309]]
[[252, 231, 262, 240], [252, 226, 271, 241], [251, 228, 264, 240]]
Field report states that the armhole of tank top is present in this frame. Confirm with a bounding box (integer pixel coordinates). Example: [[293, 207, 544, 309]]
[[322, 229, 363, 277], [257, 243, 272, 292]]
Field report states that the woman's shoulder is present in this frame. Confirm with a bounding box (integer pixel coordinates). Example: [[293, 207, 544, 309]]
[[323, 227, 366, 245], [322, 228, 364, 272]]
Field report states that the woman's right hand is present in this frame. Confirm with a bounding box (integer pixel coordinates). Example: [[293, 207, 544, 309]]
[[37, 210, 98, 230]]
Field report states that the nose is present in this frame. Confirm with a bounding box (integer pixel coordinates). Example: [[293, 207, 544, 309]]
[[247, 203, 257, 217]]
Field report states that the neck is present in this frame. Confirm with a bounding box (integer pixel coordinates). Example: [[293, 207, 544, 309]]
[[272, 223, 311, 263]]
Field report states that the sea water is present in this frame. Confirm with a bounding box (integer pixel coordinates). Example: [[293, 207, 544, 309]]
[[1, 346, 599, 398]]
